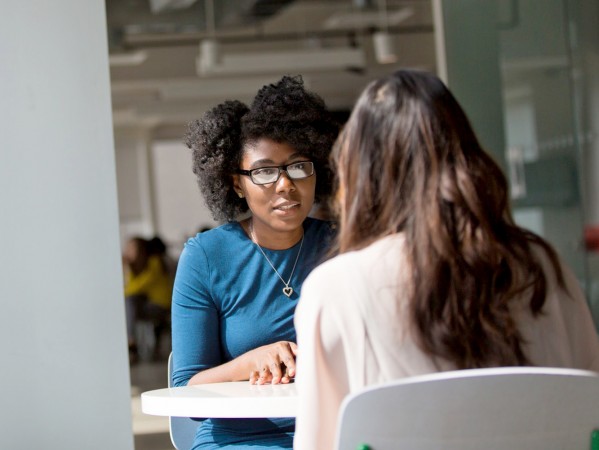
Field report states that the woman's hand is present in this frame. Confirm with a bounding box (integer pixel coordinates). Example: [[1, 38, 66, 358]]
[[247, 341, 298, 385], [185, 340, 298, 386]]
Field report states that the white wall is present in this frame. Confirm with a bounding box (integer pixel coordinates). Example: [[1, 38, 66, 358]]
[[151, 140, 219, 255], [115, 133, 219, 259], [0, 1, 133, 449], [115, 127, 158, 245]]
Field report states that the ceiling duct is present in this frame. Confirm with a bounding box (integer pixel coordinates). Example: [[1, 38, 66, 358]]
[[148, 0, 199, 14], [109, 50, 149, 67], [196, 44, 366, 77], [324, 6, 414, 30], [106, 0, 297, 49], [194, 0, 359, 78], [225, 0, 296, 25]]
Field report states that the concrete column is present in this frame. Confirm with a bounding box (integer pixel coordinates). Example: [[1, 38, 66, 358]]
[[0, 1, 133, 448], [433, 0, 507, 170]]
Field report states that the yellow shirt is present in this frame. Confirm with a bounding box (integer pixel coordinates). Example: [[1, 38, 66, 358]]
[[124, 255, 173, 309]]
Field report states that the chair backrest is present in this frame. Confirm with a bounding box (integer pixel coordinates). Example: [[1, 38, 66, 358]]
[[168, 353, 200, 450], [335, 367, 599, 450]]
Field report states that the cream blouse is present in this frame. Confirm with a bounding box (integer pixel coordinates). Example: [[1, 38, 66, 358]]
[[293, 233, 599, 450]]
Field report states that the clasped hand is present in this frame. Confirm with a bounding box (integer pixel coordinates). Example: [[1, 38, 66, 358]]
[[247, 341, 297, 385]]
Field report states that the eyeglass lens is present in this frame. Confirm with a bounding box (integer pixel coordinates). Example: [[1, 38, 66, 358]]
[[251, 162, 313, 185]]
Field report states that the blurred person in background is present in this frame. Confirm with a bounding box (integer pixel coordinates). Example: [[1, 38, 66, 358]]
[[123, 235, 173, 361]]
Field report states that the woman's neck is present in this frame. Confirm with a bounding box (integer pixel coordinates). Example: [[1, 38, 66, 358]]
[[242, 218, 304, 250]]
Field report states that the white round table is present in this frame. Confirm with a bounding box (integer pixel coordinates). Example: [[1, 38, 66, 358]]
[[141, 381, 298, 418]]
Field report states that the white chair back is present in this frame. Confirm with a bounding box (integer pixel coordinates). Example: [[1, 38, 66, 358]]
[[335, 367, 599, 450], [168, 353, 201, 450]]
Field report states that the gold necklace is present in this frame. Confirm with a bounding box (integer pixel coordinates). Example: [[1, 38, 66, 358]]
[[249, 221, 304, 298]]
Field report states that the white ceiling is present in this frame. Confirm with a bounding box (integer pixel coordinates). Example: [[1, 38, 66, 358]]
[[107, 0, 437, 136]]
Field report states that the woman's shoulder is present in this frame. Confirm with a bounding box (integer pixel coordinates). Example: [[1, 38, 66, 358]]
[[298, 234, 411, 342], [319, 233, 405, 270], [183, 222, 245, 255], [304, 233, 407, 293], [189, 222, 242, 242]]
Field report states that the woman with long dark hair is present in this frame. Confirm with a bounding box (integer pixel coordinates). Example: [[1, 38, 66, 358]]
[[293, 69, 599, 450]]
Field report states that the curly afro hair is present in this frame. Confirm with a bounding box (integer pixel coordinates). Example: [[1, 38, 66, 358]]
[[184, 75, 339, 222]]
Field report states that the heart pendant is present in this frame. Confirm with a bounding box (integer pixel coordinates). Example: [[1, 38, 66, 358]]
[[283, 286, 293, 297]]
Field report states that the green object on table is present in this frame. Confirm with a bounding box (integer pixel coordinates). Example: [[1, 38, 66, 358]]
[[592, 429, 599, 450], [355, 444, 372, 450]]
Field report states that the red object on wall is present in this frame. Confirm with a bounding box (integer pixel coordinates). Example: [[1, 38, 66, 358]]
[[584, 225, 599, 252]]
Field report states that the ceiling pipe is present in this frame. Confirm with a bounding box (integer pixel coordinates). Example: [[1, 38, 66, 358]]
[[121, 23, 433, 48]]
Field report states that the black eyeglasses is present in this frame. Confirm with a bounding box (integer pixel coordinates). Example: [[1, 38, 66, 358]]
[[237, 161, 314, 185]]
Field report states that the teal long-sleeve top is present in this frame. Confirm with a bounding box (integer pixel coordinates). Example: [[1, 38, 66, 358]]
[[171, 218, 333, 449]]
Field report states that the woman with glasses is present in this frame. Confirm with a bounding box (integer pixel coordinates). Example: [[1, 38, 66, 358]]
[[171, 75, 339, 449], [293, 70, 599, 449]]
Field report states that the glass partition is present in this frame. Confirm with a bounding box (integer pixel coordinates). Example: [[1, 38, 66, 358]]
[[438, 0, 599, 327], [497, 0, 599, 327]]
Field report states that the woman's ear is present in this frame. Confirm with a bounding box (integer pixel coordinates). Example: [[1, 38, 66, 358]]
[[232, 175, 245, 198]]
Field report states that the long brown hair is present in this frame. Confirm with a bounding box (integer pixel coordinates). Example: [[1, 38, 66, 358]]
[[333, 70, 566, 369]]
